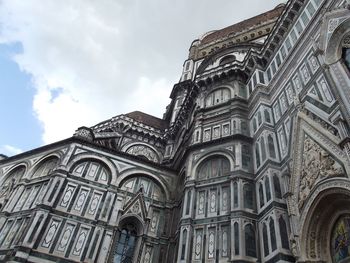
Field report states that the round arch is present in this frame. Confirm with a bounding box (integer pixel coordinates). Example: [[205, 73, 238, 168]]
[[118, 214, 145, 236], [121, 142, 161, 163], [117, 169, 170, 201], [0, 162, 28, 185], [325, 17, 350, 65], [204, 85, 234, 107], [192, 151, 235, 178], [26, 153, 62, 179], [298, 178, 350, 262], [195, 43, 262, 76], [65, 153, 118, 185]]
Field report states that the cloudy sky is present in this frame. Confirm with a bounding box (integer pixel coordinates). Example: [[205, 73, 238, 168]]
[[0, 0, 282, 156]]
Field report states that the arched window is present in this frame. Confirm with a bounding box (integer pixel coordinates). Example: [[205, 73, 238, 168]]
[[205, 88, 231, 107], [264, 109, 271, 123], [259, 183, 264, 208], [243, 183, 254, 209], [32, 157, 59, 178], [234, 222, 239, 255], [342, 35, 350, 72], [268, 135, 276, 159], [121, 176, 165, 201], [279, 217, 289, 249], [263, 223, 269, 257], [2, 166, 25, 186], [219, 55, 236, 65], [265, 177, 271, 202], [113, 224, 138, 263], [72, 160, 111, 184], [180, 229, 187, 260], [197, 156, 230, 180], [255, 145, 260, 168], [233, 182, 238, 208], [273, 174, 282, 199], [260, 137, 266, 161], [245, 224, 256, 257], [343, 48, 350, 72], [185, 190, 191, 215], [257, 111, 262, 126], [270, 218, 277, 251]]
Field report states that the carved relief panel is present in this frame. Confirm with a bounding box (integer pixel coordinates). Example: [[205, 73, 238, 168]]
[[298, 135, 344, 209]]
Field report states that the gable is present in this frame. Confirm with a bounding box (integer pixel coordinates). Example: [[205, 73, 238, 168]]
[[288, 111, 350, 217]]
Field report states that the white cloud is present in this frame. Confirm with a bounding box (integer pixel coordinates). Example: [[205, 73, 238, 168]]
[[0, 0, 282, 145], [0, 145, 23, 156]]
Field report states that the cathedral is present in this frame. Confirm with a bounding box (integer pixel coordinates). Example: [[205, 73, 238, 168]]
[[1, 0, 350, 262]]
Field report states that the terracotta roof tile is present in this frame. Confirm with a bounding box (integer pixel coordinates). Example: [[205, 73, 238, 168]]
[[201, 5, 284, 45], [125, 111, 168, 130]]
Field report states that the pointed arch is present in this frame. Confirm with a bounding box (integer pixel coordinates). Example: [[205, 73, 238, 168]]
[[265, 176, 271, 202], [259, 182, 264, 208], [273, 174, 282, 199], [262, 223, 269, 256], [325, 17, 350, 65], [269, 218, 277, 251], [244, 224, 256, 257], [234, 222, 239, 255]]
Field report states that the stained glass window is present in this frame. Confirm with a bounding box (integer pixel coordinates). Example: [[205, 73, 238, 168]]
[[331, 215, 350, 263], [113, 224, 138, 263]]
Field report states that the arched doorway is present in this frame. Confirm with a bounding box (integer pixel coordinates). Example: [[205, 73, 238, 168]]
[[331, 215, 350, 263], [113, 224, 138, 263], [111, 216, 144, 263], [300, 187, 350, 262]]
